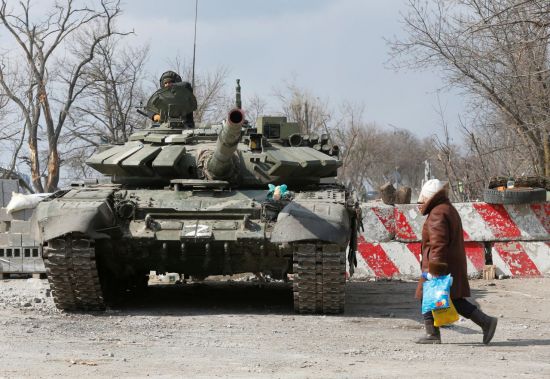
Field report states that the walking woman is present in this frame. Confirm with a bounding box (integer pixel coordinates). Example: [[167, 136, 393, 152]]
[[415, 179, 498, 344]]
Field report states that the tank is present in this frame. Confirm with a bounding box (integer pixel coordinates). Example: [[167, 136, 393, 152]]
[[32, 80, 360, 314]]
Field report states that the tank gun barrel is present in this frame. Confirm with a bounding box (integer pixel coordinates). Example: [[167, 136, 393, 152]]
[[207, 109, 245, 179]]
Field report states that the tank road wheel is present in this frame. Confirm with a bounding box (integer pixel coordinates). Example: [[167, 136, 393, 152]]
[[43, 234, 105, 311], [292, 242, 346, 314]]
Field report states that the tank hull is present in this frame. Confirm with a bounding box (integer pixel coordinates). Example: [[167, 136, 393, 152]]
[[35, 185, 351, 313]]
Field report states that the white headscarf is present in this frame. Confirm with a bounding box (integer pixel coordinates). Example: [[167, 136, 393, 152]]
[[418, 179, 448, 203]]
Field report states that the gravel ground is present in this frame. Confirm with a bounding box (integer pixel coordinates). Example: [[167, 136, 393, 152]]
[[0, 277, 549, 378]]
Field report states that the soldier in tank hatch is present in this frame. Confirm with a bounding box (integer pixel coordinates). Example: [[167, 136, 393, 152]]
[[159, 70, 182, 88], [151, 71, 196, 128]]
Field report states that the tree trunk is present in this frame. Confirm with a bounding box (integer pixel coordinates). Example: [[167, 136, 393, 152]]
[[28, 136, 44, 193], [39, 82, 60, 192], [544, 131, 550, 178], [45, 147, 60, 192]]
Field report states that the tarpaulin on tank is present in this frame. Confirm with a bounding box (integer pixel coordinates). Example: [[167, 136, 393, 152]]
[[31, 188, 116, 242], [270, 201, 350, 246]]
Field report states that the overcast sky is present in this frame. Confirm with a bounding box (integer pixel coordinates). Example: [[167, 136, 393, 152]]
[[120, 0, 465, 141], [0, 0, 465, 142]]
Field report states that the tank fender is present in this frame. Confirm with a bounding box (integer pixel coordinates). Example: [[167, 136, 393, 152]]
[[31, 199, 116, 242], [270, 201, 350, 246]]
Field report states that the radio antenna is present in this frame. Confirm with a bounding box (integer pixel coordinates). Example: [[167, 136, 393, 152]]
[[191, 0, 199, 89]]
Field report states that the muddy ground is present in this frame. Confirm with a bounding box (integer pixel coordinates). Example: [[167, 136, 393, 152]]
[[0, 277, 549, 378]]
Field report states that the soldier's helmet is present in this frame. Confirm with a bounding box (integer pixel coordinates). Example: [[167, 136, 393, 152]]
[[159, 71, 183, 88]]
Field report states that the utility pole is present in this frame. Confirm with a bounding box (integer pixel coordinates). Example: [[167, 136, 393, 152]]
[[304, 100, 309, 134], [191, 0, 199, 89], [423, 160, 432, 185]]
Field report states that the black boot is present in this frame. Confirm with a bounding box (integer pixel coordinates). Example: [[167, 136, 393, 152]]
[[470, 308, 498, 345], [415, 320, 441, 344]]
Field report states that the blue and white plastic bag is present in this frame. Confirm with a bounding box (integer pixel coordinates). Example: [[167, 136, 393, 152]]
[[421, 273, 453, 314]]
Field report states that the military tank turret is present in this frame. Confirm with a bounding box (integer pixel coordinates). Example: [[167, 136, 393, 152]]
[[32, 78, 359, 314]]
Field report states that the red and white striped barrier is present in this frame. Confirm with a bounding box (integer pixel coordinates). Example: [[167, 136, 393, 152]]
[[360, 203, 395, 242], [356, 201, 550, 279], [355, 239, 421, 278], [354, 237, 486, 279], [491, 241, 550, 277], [393, 204, 423, 242], [393, 202, 550, 242]]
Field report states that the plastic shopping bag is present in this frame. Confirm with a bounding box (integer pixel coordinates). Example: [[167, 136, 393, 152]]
[[6, 192, 52, 214], [432, 299, 459, 327], [421, 273, 453, 314]]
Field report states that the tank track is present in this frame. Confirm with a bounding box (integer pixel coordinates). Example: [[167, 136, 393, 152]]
[[43, 234, 105, 311], [292, 242, 346, 314]]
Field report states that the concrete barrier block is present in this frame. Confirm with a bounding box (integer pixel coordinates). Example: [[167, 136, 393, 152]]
[[24, 208, 35, 221], [354, 240, 422, 279], [394, 204, 424, 242], [0, 207, 36, 222], [461, 203, 549, 242], [354, 237, 486, 279], [2, 192, 11, 208], [360, 202, 395, 242], [0, 208, 12, 221], [22, 259, 35, 273], [33, 257, 46, 273], [491, 241, 550, 277], [394, 202, 550, 242], [22, 234, 38, 247], [8, 233, 22, 247], [10, 220, 30, 234], [6, 256, 23, 273], [1, 179, 19, 194], [10, 210, 25, 221]]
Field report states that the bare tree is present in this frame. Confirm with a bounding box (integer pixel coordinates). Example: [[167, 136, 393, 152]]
[[271, 82, 431, 197], [331, 101, 429, 197], [273, 81, 331, 134], [331, 102, 371, 190], [73, 41, 149, 144], [244, 93, 267, 125], [0, 90, 31, 190], [390, 0, 550, 178], [57, 40, 149, 179], [0, 0, 129, 192]]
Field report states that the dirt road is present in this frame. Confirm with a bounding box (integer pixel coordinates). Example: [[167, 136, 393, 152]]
[[0, 277, 549, 378]]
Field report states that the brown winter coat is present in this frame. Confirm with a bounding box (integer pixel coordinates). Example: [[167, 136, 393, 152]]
[[415, 189, 471, 299]]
